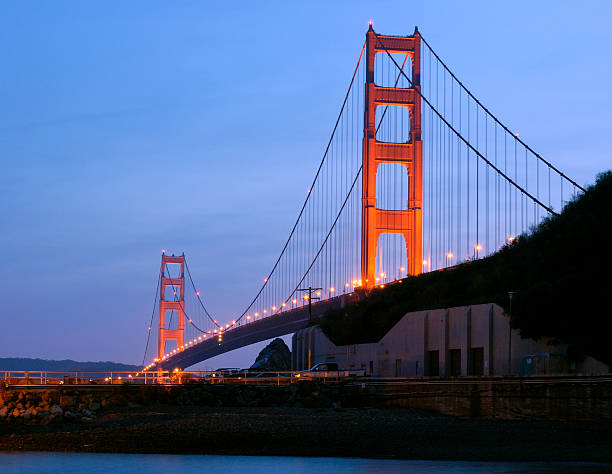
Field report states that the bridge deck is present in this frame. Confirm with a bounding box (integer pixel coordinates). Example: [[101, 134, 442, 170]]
[[157, 291, 363, 370]]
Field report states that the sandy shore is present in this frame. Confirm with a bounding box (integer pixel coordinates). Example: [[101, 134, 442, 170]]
[[1, 405, 611, 461]]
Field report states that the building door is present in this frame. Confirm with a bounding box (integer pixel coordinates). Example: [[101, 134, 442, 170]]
[[395, 359, 402, 377], [449, 349, 461, 376], [469, 348, 484, 376], [426, 350, 439, 376]]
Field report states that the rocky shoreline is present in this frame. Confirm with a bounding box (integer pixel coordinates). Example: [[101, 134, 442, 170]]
[[0, 382, 359, 425], [0, 389, 102, 425]]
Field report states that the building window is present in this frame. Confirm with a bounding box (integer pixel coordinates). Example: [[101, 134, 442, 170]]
[[426, 350, 439, 376], [469, 347, 484, 376], [449, 349, 461, 376]]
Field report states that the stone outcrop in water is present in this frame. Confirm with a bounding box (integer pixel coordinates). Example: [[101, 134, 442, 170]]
[[250, 338, 291, 371]]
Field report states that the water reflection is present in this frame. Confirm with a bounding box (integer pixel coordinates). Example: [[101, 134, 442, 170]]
[[0, 453, 610, 473]]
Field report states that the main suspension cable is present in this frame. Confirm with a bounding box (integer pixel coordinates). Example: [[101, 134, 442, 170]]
[[184, 257, 218, 327], [373, 30, 559, 216], [163, 262, 209, 334], [141, 269, 161, 367], [230, 40, 367, 325], [418, 32, 584, 193]]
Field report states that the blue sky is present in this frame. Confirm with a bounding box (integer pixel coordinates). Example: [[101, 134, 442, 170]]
[[1, 1, 610, 368]]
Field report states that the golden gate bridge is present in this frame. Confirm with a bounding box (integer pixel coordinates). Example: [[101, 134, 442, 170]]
[[141, 25, 583, 372]]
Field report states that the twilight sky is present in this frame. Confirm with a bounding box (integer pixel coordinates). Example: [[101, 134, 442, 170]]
[[1, 1, 610, 368]]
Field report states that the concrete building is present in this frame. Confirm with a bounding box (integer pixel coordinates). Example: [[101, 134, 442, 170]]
[[292, 303, 608, 376]]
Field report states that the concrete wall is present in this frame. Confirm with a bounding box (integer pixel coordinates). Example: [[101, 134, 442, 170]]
[[294, 303, 609, 376]]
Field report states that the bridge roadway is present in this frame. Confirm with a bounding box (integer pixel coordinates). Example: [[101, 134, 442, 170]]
[[157, 291, 364, 370]]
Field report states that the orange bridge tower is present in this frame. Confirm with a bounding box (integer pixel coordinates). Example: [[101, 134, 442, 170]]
[[361, 26, 423, 288], [158, 253, 185, 360]]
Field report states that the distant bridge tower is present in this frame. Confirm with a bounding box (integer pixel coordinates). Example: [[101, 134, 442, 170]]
[[361, 26, 423, 288], [158, 253, 185, 361]]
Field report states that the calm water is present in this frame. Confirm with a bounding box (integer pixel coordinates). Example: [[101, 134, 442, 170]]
[[0, 453, 610, 473]]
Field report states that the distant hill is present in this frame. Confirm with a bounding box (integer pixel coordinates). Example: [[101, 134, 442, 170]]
[[0, 358, 140, 372]]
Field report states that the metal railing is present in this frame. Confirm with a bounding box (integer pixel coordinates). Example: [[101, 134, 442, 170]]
[[0, 369, 363, 386]]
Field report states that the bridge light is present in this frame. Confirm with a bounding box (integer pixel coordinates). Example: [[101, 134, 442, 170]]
[[263, 309, 267, 314], [198, 336, 202, 340], [232, 320, 236, 325], [292, 298, 297, 304], [329, 287, 335, 293], [148, 326, 152, 331], [303, 295, 309, 300], [188, 319, 192, 323], [316, 291, 321, 297], [475, 244, 483, 252], [247, 315, 251, 320], [368, 19, 373, 26], [400, 266, 406, 272], [225, 323, 230, 328], [446, 252, 454, 259], [507, 236, 515, 243], [162, 249, 166, 254], [282, 302, 287, 307], [345, 283, 349, 288], [196, 291, 200, 296], [381, 284, 385, 288], [272, 306, 277, 311], [375, 278, 380, 282], [264, 278, 268, 282], [173, 290, 177, 295], [255, 312, 259, 317]]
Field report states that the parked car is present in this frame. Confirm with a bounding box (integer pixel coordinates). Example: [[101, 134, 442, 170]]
[[309, 363, 339, 372], [295, 362, 365, 379], [213, 367, 241, 377]]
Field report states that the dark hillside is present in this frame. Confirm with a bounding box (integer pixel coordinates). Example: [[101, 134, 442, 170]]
[[320, 171, 612, 367]]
